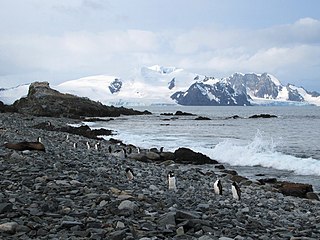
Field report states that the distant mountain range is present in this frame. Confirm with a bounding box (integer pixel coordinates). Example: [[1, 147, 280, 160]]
[[1, 65, 320, 106]]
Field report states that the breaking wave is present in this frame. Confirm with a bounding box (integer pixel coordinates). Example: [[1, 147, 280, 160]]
[[208, 132, 320, 176]]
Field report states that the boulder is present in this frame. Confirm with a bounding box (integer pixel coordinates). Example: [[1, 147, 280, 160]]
[[13, 82, 150, 118], [222, 169, 238, 175], [249, 114, 277, 119], [306, 192, 319, 201], [174, 148, 218, 165], [0, 222, 18, 234], [146, 151, 161, 161], [258, 178, 278, 185], [275, 182, 313, 198], [118, 200, 138, 211], [4, 141, 45, 152], [174, 111, 195, 116], [160, 152, 175, 160], [230, 175, 248, 183], [195, 116, 211, 120], [158, 212, 176, 227]]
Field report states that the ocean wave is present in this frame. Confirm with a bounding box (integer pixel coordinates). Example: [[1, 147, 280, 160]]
[[208, 131, 320, 176]]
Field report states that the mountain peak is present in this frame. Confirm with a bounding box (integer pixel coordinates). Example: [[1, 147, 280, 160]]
[[1, 66, 320, 106]]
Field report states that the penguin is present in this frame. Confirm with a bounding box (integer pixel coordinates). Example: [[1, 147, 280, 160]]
[[137, 147, 141, 154], [66, 134, 69, 141], [214, 179, 223, 195], [94, 142, 100, 151], [160, 147, 164, 153], [231, 181, 241, 200], [86, 141, 90, 150], [167, 171, 177, 191], [125, 167, 134, 181], [37, 137, 42, 143], [108, 145, 112, 154], [73, 142, 78, 149]]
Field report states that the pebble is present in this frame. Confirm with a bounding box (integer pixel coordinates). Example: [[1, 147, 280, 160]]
[[1, 113, 320, 239]]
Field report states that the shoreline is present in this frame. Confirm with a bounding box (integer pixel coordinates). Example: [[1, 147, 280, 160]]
[[1, 112, 320, 239]]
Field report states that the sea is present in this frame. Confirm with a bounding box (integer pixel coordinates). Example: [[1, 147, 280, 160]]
[[85, 106, 320, 191]]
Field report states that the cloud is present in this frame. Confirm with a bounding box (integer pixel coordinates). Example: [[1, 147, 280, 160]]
[[0, 17, 319, 90], [168, 18, 320, 88]]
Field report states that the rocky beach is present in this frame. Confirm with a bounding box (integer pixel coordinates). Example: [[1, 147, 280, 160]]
[[1, 82, 320, 240], [1, 112, 320, 240]]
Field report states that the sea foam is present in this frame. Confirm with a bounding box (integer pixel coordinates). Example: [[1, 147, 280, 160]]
[[208, 132, 320, 176]]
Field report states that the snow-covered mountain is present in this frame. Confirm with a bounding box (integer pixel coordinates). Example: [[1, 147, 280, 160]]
[[1, 65, 320, 106]]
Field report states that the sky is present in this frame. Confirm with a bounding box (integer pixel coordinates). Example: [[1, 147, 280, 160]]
[[0, 0, 320, 91]]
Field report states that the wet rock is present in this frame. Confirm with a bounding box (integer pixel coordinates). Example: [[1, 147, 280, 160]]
[[258, 178, 278, 185], [175, 111, 195, 116], [249, 114, 277, 119], [222, 169, 238, 175], [195, 116, 211, 120], [215, 164, 225, 169], [174, 148, 218, 165]]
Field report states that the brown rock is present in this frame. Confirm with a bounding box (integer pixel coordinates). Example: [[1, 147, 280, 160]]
[[230, 175, 248, 183], [4, 142, 45, 152], [275, 182, 313, 198]]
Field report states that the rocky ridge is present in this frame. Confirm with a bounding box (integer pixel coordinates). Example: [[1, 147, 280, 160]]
[[10, 82, 150, 119], [1, 113, 320, 239]]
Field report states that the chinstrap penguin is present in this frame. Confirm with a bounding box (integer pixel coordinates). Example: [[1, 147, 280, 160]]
[[214, 179, 223, 195], [125, 167, 134, 181], [231, 181, 241, 200], [167, 171, 177, 191]]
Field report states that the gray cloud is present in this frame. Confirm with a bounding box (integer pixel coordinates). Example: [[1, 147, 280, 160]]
[[0, 12, 319, 91]]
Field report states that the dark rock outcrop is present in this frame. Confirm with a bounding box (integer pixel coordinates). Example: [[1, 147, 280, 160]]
[[249, 114, 277, 119], [13, 82, 150, 119], [195, 116, 211, 120], [171, 81, 251, 106], [275, 182, 314, 198], [258, 178, 278, 185], [0, 101, 15, 113], [174, 147, 218, 165], [33, 122, 113, 139], [108, 78, 122, 94], [174, 111, 195, 116]]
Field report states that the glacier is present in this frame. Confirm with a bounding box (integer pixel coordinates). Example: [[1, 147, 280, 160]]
[[1, 65, 320, 106]]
